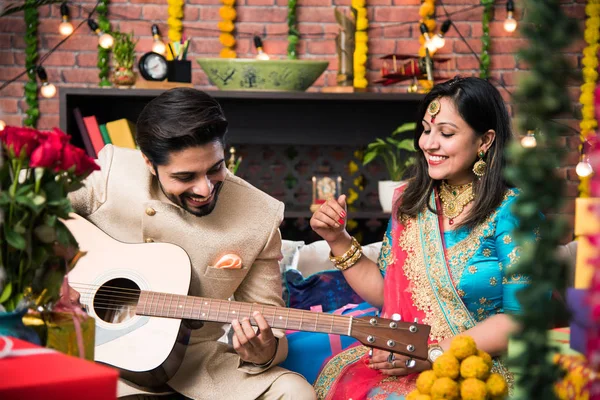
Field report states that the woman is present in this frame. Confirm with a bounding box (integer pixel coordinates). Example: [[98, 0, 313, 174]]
[[309, 77, 529, 399]]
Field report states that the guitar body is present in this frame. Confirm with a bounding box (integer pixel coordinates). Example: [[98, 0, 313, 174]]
[[65, 214, 193, 387]]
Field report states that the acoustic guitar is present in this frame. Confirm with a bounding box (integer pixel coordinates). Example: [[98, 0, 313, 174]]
[[65, 214, 431, 388]]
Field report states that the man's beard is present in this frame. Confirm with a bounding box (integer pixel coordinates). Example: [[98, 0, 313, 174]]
[[160, 180, 224, 217]]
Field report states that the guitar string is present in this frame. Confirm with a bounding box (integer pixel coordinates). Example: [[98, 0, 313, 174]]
[[68, 283, 417, 331]]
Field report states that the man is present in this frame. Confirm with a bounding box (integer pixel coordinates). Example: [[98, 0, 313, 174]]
[[69, 88, 316, 399]]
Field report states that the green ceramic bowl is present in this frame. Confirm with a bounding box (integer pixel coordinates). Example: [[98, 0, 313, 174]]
[[196, 58, 329, 92]]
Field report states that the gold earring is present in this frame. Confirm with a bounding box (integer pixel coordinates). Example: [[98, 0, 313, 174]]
[[473, 150, 486, 177]]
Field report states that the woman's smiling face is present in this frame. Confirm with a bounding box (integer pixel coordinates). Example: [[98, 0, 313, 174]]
[[418, 96, 494, 185]]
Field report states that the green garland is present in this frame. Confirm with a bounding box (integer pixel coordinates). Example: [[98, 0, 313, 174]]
[[23, 0, 39, 128], [96, 0, 111, 87], [505, 0, 578, 398], [479, 0, 493, 79], [287, 0, 299, 60]]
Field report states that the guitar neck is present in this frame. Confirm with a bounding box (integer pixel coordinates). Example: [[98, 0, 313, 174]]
[[137, 291, 353, 336]]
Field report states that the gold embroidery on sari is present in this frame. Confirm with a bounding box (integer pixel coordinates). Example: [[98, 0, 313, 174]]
[[369, 375, 418, 399], [444, 189, 518, 288], [377, 232, 394, 272], [313, 346, 368, 399], [399, 189, 519, 343]]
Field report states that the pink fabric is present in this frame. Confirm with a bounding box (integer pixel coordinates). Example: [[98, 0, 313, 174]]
[[325, 186, 431, 400], [286, 304, 378, 355], [54, 276, 88, 359]]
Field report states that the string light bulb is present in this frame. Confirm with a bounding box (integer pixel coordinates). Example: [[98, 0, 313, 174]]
[[151, 24, 166, 55], [87, 19, 113, 49], [253, 36, 270, 60], [576, 158, 594, 177], [521, 130, 537, 148], [419, 23, 438, 53], [430, 20, 452, 51], [58, 2, 73, 36], [0, 120, 5, 131], [37, 67, 57, 98], [504, 0, 517, 33]]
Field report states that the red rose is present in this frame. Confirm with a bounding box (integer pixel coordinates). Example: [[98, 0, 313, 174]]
[[30, 128, 70, 169], [60, 144, 100, 176], [0, 126, 40, 158]]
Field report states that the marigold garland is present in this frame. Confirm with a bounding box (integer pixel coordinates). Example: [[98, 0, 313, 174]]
[[579, 0, 600, 197], [167, 0, 184, 44], [352, 0, 368, 89], [219, 0, 236, 58], [418, 0, 436, 58]]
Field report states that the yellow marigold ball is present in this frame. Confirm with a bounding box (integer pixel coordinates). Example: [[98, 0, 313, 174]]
[[477, 350, 492, 368], [419, 2, 434, 18], [424, 19, 436, 33], [353, 77, 368, 89], [406, 390, 422, 400], [356, 31, 368, 43], [416, 370, 437, 395], [418, 47, 427, 57], [219, 48, 237, 58], [219, 33, 236, 47], [460, 356, 490, 380], [460, 378, 487, 400], [450, 336, 478, 361], [351, 0, 365, 9], [433, 354, 460, 379], [415, 395, 432, 400], [430, 377, 460, 400], [356, 17, 369, 31], [219, 6, 237, 21], [486, 373, 508, 398], [218, 20, 235, 33]]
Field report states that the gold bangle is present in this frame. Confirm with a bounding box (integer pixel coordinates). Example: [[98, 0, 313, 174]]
[[329, 237, 361, 264], [334, 247, 363, 271]]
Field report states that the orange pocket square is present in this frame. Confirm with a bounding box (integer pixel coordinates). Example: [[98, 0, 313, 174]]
[[213, 254, 243, 269]]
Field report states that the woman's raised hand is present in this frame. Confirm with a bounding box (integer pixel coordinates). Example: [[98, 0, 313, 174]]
[[310, 194, 347, 243]]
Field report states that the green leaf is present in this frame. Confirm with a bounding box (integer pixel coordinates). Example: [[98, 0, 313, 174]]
[[0, 282, 13, 304], [4, 225, 26, 250], [391, 122, 417, 136], [362, 151, 378, 165]]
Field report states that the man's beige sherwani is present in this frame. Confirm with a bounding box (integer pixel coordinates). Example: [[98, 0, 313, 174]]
[[69, 144, 296, 400]]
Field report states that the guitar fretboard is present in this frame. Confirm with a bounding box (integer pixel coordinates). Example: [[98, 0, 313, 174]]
[[137, 291, 352, 336]]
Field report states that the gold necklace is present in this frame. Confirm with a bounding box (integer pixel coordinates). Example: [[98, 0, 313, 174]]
[[439, 181, 474, 225]]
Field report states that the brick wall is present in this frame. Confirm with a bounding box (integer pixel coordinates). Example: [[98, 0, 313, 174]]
[[0, 0, 587, 237]]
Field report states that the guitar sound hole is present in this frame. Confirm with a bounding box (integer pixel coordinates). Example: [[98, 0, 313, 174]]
[[93, 278, 140, 324]]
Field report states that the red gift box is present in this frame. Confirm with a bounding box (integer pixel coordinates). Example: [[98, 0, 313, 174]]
[[0, 337, 118, 400]]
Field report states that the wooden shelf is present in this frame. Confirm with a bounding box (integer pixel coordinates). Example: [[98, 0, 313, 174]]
[[59, 87, 424, 149]]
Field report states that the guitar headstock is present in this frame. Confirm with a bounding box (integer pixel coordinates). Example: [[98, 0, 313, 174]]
[[350, 315, 431, 360]]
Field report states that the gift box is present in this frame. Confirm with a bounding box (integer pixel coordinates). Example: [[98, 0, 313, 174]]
[[23, 311, 95, 360], [567, 288, 591, 354], [0, 336, 118, 400], [574, 198, 600, 289]]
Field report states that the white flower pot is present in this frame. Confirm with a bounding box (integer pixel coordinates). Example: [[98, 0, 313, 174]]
[[378, 180, 405, 213]]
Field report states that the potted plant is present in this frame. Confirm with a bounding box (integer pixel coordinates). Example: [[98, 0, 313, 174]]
[[362, 122, 417, 212], [111, 31, 138, 87]]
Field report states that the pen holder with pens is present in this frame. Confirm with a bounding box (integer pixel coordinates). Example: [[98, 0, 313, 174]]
[[167, 60, 192, 83]]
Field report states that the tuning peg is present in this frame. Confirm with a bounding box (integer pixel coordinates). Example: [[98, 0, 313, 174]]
[[414, 317, 419, 323]]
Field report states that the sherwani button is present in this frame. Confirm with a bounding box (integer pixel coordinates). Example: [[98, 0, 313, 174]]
[[146, 207, 156, 216], [145, 238, 154, 243]]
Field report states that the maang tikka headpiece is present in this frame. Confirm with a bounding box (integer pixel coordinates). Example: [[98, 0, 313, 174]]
[[427, 98, 441, 123]]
